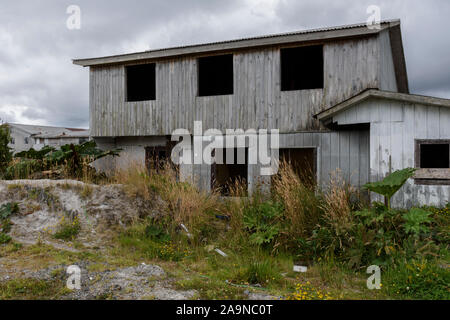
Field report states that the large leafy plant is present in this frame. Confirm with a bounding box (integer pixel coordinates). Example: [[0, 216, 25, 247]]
[[402, 208, 433, 236], [363, 168, 416, 209], [243, 201, 283, 246], [0, 202, 19, 220], [8, 140, 121, 178]]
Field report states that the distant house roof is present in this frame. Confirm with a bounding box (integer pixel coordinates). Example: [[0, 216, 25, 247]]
[[314, 89, 450, 121], [7, 123, 89, 139]]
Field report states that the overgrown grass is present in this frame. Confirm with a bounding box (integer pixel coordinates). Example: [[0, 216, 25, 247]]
[[0, 278, 68, 300], [110, 161, 449, 300], [1, 159, 447, 300], [384, 258, 450, 300], [240, 260, 281, 285]]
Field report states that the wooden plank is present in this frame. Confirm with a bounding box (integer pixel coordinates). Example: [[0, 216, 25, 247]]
[[349, 131, 360, 186], [427, 105, 440, 139], [359, 129, 370, 187], [414, 169, 450, 179], [339, 131, 350, 182], [320, 133, 331, 187]]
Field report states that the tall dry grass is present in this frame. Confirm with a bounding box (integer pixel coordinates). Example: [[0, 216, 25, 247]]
[[320, 170, 360, 235], [271, 160, 322, 246], [113, 156, 362, 253], [113, 159, 155, 200], [113, 159, 222, 238]]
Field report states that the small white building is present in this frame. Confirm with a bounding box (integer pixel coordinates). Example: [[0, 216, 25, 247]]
[[7, 123, 90, 153], [315, 89, 450, 208]]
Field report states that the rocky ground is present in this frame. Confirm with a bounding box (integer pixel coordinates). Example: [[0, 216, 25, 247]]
[[0, 180, 196, 299], [0, 180, 276, 300]]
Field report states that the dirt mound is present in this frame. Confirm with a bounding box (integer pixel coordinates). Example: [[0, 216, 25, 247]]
[[0, 180, 163, 248]]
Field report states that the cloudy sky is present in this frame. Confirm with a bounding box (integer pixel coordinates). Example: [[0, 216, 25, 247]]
[[0, 0, 449, 128]]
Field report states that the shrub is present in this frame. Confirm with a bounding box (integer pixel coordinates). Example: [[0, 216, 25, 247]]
[[351, 203, 405, 267], [239, 259, 280, 285], [0, 202, 19, 220], [242, 199, 283, 246], [0, 232, 11, 244], [118, 220, 188, 261], [402, 208, 433, 236], [144, 223, 171, 243], [303, 198, 443, 269], [6, 141, 120, 180], [384, 259, 450, 300], [0, 124, 13, 177], [53, 215, 81, 241], [0, 202, 18, 245], [298, 171, 361, 266]]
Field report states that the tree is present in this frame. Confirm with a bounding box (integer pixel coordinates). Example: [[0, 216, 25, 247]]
[[0, 124, 13, 177]]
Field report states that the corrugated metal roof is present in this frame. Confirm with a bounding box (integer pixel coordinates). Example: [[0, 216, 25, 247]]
[[74, 19, 400, 67]]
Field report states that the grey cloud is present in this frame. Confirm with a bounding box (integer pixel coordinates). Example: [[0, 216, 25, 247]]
[[0, 0, 449, 128]]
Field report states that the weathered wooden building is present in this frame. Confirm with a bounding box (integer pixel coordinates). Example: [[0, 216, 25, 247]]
[[74, 20, 450, 207]]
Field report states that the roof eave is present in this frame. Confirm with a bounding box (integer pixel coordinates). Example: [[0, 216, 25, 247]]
[[315, 90, 450, 121], [73, 21, 397, 67]]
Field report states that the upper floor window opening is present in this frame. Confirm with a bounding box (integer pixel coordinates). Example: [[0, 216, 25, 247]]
[[281, 45, 324, 91], [126, 63, 156, 102], [198, 54, 234, 97]]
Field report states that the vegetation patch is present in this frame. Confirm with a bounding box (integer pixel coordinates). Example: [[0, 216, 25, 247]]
[[0, 202, 19, 244], [384, 259, 450, 300], [0, 278, 67, 300], [53, 215, 81, 241], [286, 282, 333, 300]]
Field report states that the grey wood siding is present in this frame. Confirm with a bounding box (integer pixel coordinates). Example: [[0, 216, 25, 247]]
[[378, 29, 398, 92], [187, 130, 370, 192], [90, 34, 392, 137], [277, 130, 370, 189]]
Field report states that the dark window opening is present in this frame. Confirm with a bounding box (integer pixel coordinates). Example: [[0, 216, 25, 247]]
[[281, 45, 323, 91], [272, 148, 316, 188], [420, 144, 450, 168], [145, 140, 179, 176], [212, 148, 247, 195], [198, 54, 233, 96], [126, 63, 156, 102], [145, 146, 167, 174]]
